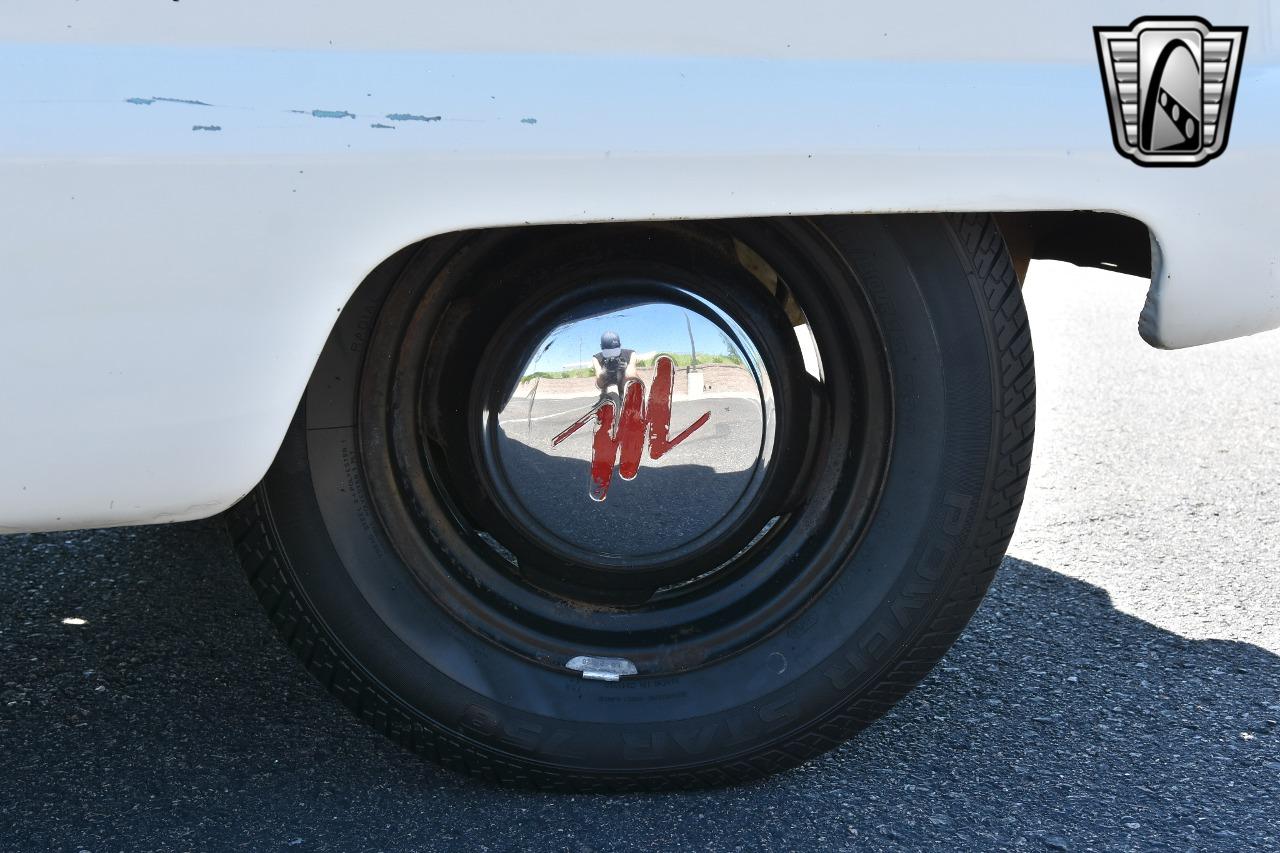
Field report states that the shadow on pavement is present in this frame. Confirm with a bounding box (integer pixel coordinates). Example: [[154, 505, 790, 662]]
[[0, 521, 1276, 850]]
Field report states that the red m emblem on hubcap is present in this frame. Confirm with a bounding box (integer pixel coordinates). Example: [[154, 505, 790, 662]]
[[551, 355, 711, 501]]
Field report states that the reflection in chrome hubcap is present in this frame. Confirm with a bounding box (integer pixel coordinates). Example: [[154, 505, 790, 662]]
[[482, 294, 774, 564], [549, 354, 711, 502]]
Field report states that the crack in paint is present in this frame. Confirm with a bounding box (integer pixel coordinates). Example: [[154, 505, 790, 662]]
[[192, 125, 222, 132], [370, 122, 395, 129], [385, 113, 442, 122], [520, 117, 538, 124], [308, 109, 356, 119]]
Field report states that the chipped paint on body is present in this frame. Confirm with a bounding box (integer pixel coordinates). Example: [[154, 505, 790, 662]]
[[125, 96, 212, 107]]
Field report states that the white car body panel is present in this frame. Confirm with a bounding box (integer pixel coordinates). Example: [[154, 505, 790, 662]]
[[1, 2, 1277, 532]]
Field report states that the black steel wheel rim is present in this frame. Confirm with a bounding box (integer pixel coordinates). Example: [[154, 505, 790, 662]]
[[356, 222, 892, 676]]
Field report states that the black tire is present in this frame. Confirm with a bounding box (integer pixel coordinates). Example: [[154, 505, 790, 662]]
[[228, 213, 1034, 790]]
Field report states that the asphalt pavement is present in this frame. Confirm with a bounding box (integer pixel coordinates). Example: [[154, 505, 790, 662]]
[[1, 262, 1278, 851]]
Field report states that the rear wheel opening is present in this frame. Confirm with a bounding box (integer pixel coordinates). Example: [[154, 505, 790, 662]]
[[229, 214, 1034, 789]]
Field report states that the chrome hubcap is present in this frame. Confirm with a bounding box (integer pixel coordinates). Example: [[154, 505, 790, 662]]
[[481, 293, 775, 568]]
